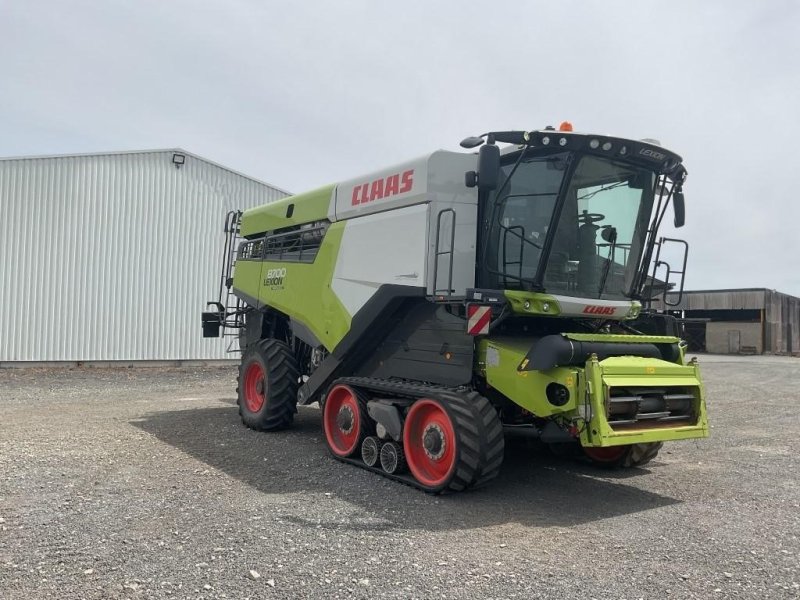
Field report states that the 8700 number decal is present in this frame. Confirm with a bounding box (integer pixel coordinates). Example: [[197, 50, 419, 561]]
[[264, 268, 287, 288]]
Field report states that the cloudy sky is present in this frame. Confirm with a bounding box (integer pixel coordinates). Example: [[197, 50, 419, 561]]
[[2, 1, 799, 295]]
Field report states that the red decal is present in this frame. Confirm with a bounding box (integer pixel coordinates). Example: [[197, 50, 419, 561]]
[[349, 169, 415, 208], [582, 305, 616, 315], [358, 184, 369, 205], [384, 174, 399, 196], [399, 170, 414, 193], [369, 178, 385, 201]]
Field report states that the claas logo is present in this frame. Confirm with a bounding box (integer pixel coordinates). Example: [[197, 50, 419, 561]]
[[351, 170, 414, 206], [582, 305, 616, 315]]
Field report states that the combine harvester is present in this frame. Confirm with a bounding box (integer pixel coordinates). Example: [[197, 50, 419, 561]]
[[203, 123, 708, 493]]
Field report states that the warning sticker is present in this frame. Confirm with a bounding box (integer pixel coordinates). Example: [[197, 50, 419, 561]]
[[467, 304, 492, 336], [486, 346, 500, 368]]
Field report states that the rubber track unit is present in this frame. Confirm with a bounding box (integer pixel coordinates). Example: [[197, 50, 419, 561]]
[[237, 339, 300, 431], [330, 377, 504, 494]]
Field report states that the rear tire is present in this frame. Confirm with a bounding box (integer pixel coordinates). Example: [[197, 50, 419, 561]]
[[583, 442, 663, 468], [237, 339, 299, 431]]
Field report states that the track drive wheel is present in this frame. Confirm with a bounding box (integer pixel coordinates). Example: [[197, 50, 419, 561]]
[[323, 384, 373, 458], [583, 442, 663, 468], [237, 339, 299, 431], [403, 392, 504, 494]]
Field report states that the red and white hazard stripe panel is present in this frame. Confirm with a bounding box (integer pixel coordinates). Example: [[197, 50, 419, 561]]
[[467, 304, 492, 336]]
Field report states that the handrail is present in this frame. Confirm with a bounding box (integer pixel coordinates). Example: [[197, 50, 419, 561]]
[[433, 208, 456, 297]]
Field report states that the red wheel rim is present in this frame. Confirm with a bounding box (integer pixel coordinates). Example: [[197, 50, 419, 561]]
[[584, 446, 628, 463], [323, 385, 361, 457], [403, 399, 457, 488], [243, 362, 266, 413]]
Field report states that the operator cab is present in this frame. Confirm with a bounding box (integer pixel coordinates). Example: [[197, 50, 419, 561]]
[[467, 126, 687, 303]]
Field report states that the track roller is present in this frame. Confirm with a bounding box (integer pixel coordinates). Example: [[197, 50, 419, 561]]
[[379, 441, 406, 474], [361, 436, 382, 468]]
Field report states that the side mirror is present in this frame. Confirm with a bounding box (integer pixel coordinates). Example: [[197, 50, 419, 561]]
[[476, 143, 500, 191], [601, 226, 617, 243], [673, 189, 685, 228]]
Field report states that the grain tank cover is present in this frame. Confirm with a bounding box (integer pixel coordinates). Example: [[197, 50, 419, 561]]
[[331, 150, 478, 221]]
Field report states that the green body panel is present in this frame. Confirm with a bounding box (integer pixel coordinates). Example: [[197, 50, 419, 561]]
[[478, 337, 580, 417], [504, 291, 561, 316], [580, 355, 708, 447], [564, 332, 679, 344], [231, 260, 263, 304], [232, 221, 352, 351], [478, 334, 709, 448], [240, 185, 334, 238]]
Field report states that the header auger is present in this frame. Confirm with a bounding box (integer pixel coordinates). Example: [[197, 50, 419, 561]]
[[203, 123, 708, 493]]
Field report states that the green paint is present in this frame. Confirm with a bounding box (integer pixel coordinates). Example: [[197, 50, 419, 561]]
[[240, 184, 334, 238], [564, 332, 680, 345], [478, 337, 579, 417], [478, 334, 709, 447], [578, 354, 709, 447], [232, 221, 352, 351], [503, 290, 561, 316]]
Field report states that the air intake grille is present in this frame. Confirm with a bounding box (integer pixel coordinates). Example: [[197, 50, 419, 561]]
[[606, 386, 697, 429]]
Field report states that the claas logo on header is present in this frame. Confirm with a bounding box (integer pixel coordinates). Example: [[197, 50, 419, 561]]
[[351, 170, 414, 206]]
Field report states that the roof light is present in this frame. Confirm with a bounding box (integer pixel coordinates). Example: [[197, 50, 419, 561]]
[[589, 139, 600, 149], [602, 142, 612, 151], [559, 137, 568, 146], [559, 121, 573, 132], [542, 136, 550, 145]]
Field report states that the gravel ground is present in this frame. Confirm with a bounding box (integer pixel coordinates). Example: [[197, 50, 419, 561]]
[[0, 356, 798, 599]]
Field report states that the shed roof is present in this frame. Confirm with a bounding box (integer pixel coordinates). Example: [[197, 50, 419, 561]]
[[0, 148, 291, 195]]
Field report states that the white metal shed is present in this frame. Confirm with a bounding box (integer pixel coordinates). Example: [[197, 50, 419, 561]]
[[0, 149, 288, 363]]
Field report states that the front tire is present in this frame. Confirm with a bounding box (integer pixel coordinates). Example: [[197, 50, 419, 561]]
[[237, 339, 299, 431], [583, 442, 663, 468]]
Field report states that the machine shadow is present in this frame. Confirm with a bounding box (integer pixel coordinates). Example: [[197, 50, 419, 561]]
[[132, 403, 680, 532]]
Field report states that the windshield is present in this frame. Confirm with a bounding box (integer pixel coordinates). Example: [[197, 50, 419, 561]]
[[484, 153, 656, 300]]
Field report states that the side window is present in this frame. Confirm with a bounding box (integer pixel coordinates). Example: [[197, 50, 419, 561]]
[[239, 221, 329, 264], [238, 239, 263, 260]]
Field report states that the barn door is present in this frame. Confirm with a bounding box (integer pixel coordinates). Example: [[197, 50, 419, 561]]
[[728, 330, 741, 354]]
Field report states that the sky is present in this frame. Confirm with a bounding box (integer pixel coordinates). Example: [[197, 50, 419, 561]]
[[2, 0, 799, 295]]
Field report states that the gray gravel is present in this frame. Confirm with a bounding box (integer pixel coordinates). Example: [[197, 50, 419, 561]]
[[0, 356, 798, 599]]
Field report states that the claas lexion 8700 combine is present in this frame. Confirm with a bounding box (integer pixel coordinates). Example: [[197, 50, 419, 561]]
[[202, 122, 709, 493]]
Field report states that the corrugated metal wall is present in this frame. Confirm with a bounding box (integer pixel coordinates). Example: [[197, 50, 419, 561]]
[[0, 150, 288, 361], [765, 290, 800, 355]]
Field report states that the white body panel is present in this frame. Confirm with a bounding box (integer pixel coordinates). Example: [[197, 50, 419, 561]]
[[332, 204, 430, 316], [551, 295, 637, 320], [329, 151, 480, 316]]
